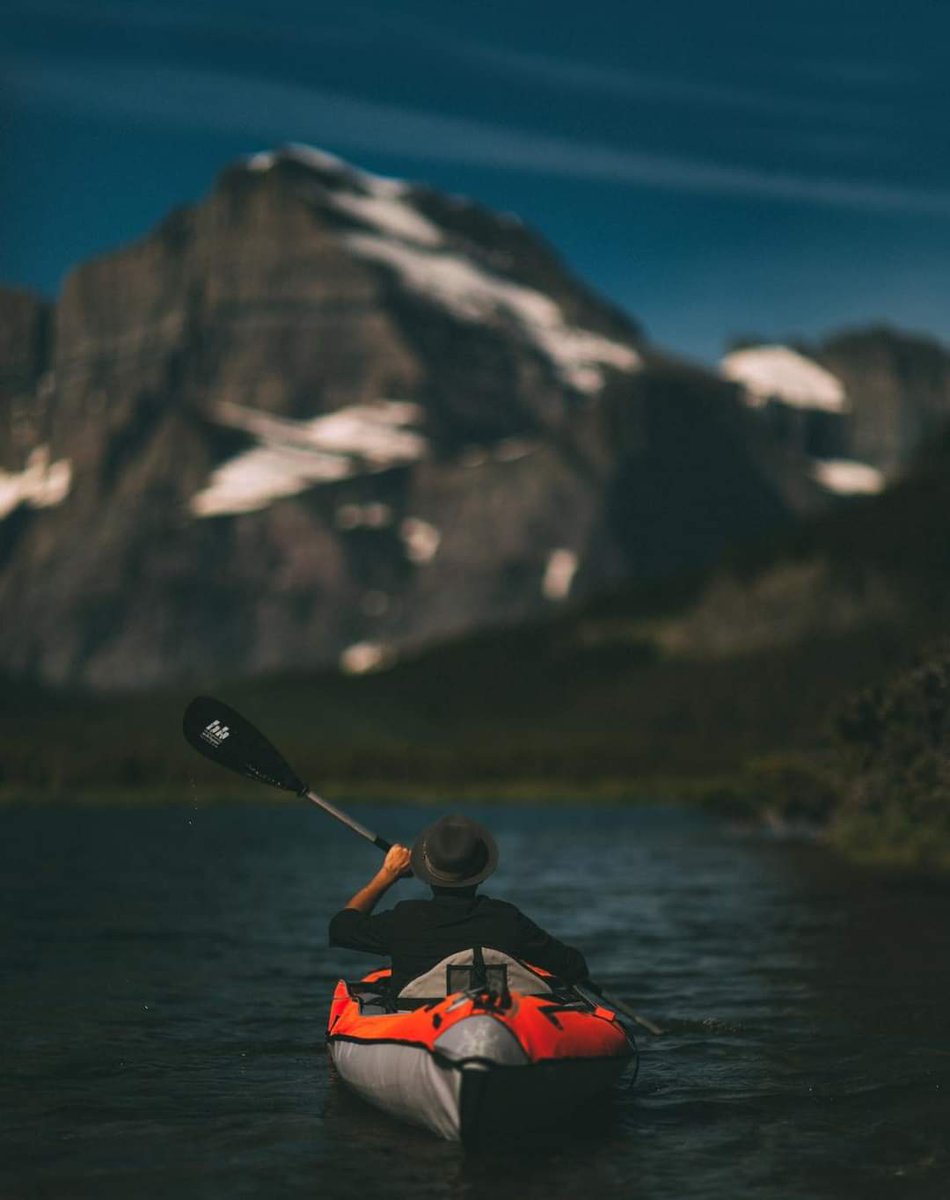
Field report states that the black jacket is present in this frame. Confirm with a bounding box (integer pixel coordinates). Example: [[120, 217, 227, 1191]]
[[328, 889, 589, 997]]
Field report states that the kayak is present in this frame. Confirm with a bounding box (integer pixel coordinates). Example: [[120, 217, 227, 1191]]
[[326, 951, 637, 1143]]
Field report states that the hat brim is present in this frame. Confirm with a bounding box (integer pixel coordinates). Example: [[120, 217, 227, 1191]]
[[410, 819, 498, 887]]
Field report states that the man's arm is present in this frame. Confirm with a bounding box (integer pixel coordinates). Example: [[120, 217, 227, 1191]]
[[328, 844, 412, 952], [342, 845, 412, 914], [514, 910, 590, 984]]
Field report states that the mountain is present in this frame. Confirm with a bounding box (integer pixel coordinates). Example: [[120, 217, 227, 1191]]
[[6, 434, 949, 798], [3, 423, 950, 806], [818, 327, 950, 475], [722, 327, 950, 489], [0, 288, 50, 404], [0, 145, 816, 691]]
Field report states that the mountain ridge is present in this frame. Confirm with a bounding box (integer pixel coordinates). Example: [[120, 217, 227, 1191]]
[[0, 144, 822, 690]]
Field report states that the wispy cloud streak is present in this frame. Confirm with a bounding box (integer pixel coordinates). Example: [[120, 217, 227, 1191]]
[[5, 57, 949, 218], [445, 41, 896, 124], [5, 1, 906, 123], [796, 56, 922, 87]]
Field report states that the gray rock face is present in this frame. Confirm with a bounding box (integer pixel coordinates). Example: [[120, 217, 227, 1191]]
[[0, 288, 52, 461], [723, 329, 950, 485], [816, 328, 950, 475], [0, 146, 814, 690]]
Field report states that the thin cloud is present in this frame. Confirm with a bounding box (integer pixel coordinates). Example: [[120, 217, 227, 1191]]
[[797, 56, 923, 87], [5, 56, 949, 218], [445, 40, 896, 125], [0, 0, 920, 123]]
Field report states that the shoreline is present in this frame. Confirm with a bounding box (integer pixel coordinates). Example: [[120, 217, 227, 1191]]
[[5, 778, 946, 876], [0, 776, 725, 807]]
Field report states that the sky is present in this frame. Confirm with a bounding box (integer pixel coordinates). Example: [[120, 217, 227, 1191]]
[[1, 0, 948, 363]]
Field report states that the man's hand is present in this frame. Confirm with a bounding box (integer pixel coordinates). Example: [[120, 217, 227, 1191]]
[[341, 845, 413, 914], [381, 844, 412, 881]]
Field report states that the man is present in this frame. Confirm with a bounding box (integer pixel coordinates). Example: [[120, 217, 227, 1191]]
[[329, 814, 591, 998]]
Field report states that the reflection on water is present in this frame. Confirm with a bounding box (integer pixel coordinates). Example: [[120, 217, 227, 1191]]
[[2, 803, 948, 1199]]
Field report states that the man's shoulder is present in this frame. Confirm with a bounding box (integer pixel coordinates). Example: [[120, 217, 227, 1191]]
[[386, 898, 437, 918], [476, 894, 524, 918], [384, 894, 524, 920]]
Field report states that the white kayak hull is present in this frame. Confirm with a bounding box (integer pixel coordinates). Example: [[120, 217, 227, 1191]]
[[328, 1011, 634, 1143]]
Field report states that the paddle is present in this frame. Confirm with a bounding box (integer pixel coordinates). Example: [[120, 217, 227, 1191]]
[[575, 984, 664, 1036], [182, 694, 662, 1034], [182, 695, 391, 851]]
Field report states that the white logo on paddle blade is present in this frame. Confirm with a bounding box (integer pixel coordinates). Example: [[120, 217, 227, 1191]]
[[200, 719, 230, 747]]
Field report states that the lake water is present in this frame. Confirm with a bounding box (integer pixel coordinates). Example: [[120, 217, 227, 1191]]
[[2, 802, 948, 1199]]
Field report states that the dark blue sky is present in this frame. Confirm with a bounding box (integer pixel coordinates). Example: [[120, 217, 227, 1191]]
[[2, 0, 948, 362]]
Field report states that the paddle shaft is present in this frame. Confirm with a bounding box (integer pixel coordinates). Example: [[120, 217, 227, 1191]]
[[585, 988, 665, 1037], [303, 787, 391, 852]]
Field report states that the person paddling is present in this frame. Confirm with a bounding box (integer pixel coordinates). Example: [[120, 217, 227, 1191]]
[[329, 814, 591, 999]]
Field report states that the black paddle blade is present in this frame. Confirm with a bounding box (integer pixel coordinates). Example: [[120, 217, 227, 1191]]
[[182, 696, 306, 794]]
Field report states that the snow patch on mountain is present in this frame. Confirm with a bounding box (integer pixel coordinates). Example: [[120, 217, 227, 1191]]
[[345, 233, 640, 395], [722, 346, 846, 412], [0, 447, 72, 520], [191, 442, 350, 516], [340, 641, 393, 675], [191, 401, 427, 517], [543, 548, 578, 601], [811, 459, 885, 495], [247, 143, 444, 245], [401, 517, 441, 564], [246, 150, 278, 172], [328, 189, 443, 247], [247, 144, 400, 192]]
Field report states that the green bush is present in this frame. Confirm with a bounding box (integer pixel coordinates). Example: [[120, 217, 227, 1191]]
[[829, 642, 950, 869]]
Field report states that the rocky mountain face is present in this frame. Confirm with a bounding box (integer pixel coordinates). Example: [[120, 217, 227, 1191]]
[[722, 328, 950, 489], [0, 289, 50, 404], [817, 327, 950, 475], [0, 146, 851, 690], [590, 425, 950, 675]]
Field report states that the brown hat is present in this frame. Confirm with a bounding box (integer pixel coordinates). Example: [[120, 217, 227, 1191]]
[[410, 815, 498, 888]]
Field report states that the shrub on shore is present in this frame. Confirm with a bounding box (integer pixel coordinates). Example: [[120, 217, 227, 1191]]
[[828, 643, 950, 870]]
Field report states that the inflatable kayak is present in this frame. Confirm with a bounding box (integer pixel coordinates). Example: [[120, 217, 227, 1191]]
[[326, 949, 636, 1142]]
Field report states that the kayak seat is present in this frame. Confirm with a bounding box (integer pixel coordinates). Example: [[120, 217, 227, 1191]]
[[347, 979, 397, 1016], [396, 947, 554, 1008]]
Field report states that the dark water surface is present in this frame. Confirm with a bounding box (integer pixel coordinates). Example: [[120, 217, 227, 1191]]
[[2, 802, 948, 1199]]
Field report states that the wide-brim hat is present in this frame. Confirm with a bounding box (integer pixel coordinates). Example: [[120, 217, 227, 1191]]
[[411, 815, 498, 888]]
